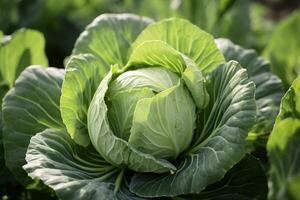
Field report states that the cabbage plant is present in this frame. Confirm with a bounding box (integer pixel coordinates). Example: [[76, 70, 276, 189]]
[[2, 14, 282, 199], [0, 28, 48, 190], [267, 75, 300, 200]]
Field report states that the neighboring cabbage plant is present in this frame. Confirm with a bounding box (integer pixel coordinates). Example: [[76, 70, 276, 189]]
[[0, 28, 48, 184], [2, 14, 282, 199], [267, 75, 300, 200], [264, 11, 300, 90]]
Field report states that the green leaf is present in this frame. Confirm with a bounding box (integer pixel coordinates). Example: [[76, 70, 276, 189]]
[[267, 119, 300, 200], [276, 75, 300, 122], [182, 59, 210, 109], [60, 54, 109, 147], [0, 29, 48, 88], [181, 155, 268, 200], [127, 40, 185, 73], [267, 76, 300, 200], [132, 18, 225, 73], [23, 129, 147, 200], [107, 67, 179, 97], [263, 11, 300, 89], [216, 38, 283, 148], [128, 81, 196, 160], [88, 69, 176, 173], [107, 88, 154, 141], [2, 66, 65, 184], [127, 40, 210, 109], [72, 13, 153, 68], [130, 61, 256, 197]]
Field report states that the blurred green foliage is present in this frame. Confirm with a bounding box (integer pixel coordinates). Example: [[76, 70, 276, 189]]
[[0, 0, 285, 67], [264, 11, 300, 89]]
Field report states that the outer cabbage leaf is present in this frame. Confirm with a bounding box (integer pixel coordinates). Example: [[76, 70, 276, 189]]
[[263, 11, 300, 89], [88, 69, 176, 173], [181, 155, 268, 200], [130, 61, 256, 197], [60, 54, 109, 147], [216, 38, 283, 148], [23, 129, 147, 200], [72, 13, 153, 68], [0, 29, 48, 88], [267, 76, 300, 200], [132, 18, 225, 73], [2, 67, 65, 184]]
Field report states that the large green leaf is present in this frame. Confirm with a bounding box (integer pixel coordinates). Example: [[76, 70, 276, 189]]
[[267, 76, 300, 200], [2, 66, 65, 184], [23, 129, 147, 200], [72, 13, 153, 68], [88, 69, 176, 173], [0, 29, 48, 88], [181, 155, 268, 200], [263, 11, 300, 89], [132, 18, 225, 73], [60, 54, 109, 147], [130, 61, 256, 197], [216, 38, 283, 148]]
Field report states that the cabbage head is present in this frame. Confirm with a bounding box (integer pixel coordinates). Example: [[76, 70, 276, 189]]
[[2, 14, 282, 199]]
